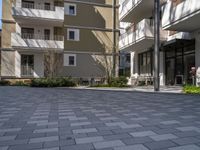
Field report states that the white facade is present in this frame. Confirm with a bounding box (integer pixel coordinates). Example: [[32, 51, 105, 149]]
[[3, 0, 64, 78], [120, 0, 200, 86]]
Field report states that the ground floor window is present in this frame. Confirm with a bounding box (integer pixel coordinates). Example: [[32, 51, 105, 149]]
[[64, 54, 76, 66], [165, 43, 195, 85], [21, 55, 34, 76], [138, 51, 153, 75]]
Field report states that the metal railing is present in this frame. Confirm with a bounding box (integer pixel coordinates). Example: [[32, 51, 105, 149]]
[[21, 33, 63, 41], [21, 2, 56, 11], [21, 65, 34, 76]]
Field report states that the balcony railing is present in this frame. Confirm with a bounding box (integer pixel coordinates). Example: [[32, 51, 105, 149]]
[[12, 2, 64, 21], [21, 2, 56, 11], [119, 19, 153, 49], [120, 0, 141, 19], [11, 33, 64, 50], [21, 65, 34, 77], [21, 33, 63, 41], [119, 19, 167, 50], [162, 0, 200, 30]]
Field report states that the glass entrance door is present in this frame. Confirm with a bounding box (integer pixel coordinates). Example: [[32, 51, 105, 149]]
[[21, 55, 34, 77], [166, 58, 175, 85], [165, 42, 195, 85]]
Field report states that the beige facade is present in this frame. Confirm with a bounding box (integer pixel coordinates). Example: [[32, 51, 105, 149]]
[[1, 0, 119, 80], [63, 0, 119, 78]]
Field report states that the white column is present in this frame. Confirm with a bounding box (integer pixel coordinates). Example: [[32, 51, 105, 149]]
[[15, 51, 21, 77], [159, 51, 165, 86], [34, 53, 44, 78]]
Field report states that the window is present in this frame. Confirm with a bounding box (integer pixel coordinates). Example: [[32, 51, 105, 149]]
[[69, 56, 75, 65], [22, 0, 34, 9], [21, 55, 34, 76], [44, 3, 51, 10], [67, 29, 79, 41], [64, 54, 76, 66], [65, 3, 76, 16], [69, 31, 75, 40], [69, 5, 75, 15], [138, 51, 153, 75], [44, 29, 50, 40], [21, 28, 34, 39]]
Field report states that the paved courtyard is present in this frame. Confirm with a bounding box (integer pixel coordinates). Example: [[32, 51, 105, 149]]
[[0, 87, 200, 150]]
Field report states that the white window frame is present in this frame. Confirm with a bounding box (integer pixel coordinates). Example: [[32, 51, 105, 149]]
[[64, 54, 77, 67], [67, 29, 80, 41], [65, 3, 77, 16]]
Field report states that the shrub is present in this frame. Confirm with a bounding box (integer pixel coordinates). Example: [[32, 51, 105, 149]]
[[0, 80, 10, 86], [109, 76, 128, 87], [12, 81, 29, 86], [92, 76, 128, 88], [183, 85, 200, 94], [30, 78, 76, 87]]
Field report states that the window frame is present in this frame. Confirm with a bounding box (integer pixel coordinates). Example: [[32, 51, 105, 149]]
[[64, 54, 77, 67]]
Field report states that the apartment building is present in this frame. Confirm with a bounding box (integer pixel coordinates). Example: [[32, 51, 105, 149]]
[[1, 0, 119, 80], [119, 0, 200, 86], [1, 0, 64, 78], [61, 0, 119, 79]]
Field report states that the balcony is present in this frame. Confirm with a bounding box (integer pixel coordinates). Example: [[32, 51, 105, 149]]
[[167, 32, 192, 41], [120, 0, 166, 23], [119, 19, 167, 52], [162, 0, 200, 31], [11, 33, 64, 50], [12, 2, 64, 26]]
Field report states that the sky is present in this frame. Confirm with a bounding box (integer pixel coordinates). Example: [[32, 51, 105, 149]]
[[0, 0, 2, 29]]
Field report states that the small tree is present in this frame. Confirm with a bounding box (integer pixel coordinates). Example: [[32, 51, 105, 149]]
[[44, 50, 63, 78], [92, 53, 113, 84]]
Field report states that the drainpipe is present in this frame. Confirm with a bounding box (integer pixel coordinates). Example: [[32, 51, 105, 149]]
[[154, 0, 160, 91]]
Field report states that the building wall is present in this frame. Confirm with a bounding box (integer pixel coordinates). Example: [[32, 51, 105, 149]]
[[1, 51, 16, 77], [2, 0, 16, 49], [64, 0, 119, 78], [61, 53, 106, 78]]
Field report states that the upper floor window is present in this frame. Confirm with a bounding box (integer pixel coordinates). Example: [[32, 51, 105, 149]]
[[22, 0, 34, 9], [65, 3, 76, 16], [67, 29, 80, 41]]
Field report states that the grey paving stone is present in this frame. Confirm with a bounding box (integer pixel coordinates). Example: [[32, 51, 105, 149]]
[[114, 144, 149, 150], [73, 128, 97, 134], [130, 131, 157, 137], [75, 136, 104, 144], [33, 128, 58, 133], [169, 145, 200, 150], [172, 137, 200, 145], [71, 122, 91, 127], [144, 140, 177, 150], [29, 136, 59, 143], [93, 140, 125, 149], [149, 134, 178, 141], [0, 136, 16, 141]]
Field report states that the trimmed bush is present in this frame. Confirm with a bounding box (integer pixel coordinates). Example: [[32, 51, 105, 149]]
[[0, 80, 10, 86], [92, 77, 128, 88], [30, 78, 76, 87], [183, 85, 200, 94], [12, 81, 29, 86], [109, 76, 128, 87]]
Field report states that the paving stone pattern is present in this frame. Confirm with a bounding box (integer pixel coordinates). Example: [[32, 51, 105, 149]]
[[0, 87, 200, 150]]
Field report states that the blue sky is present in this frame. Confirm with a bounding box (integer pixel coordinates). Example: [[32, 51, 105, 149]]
[[0, 0, 2, 29]]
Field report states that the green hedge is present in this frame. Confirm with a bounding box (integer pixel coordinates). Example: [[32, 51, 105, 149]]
[[183, 85, 200, 94], [92, 77, 128, 88], [0, 80, 11, 86], [30, 78, 76, 87]]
